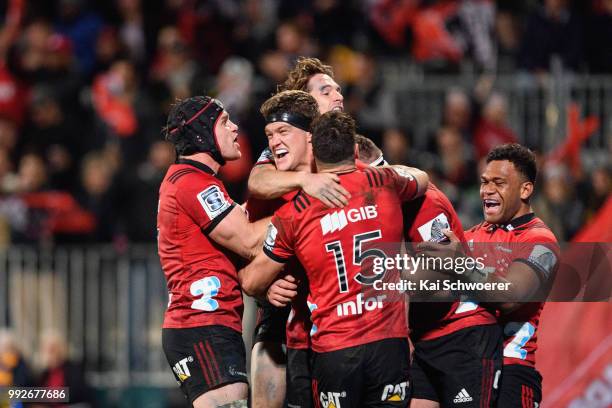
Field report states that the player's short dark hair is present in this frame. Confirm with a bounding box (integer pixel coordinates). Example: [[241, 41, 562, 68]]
[[260, 90, 320, 127], [355, 134, 382, 164], [312, 111, 355, 165], [487, 143, 537, 183], [279, 57, 334, 92]]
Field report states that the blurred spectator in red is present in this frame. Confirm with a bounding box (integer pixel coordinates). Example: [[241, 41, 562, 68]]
[[369, 0, 419, 51], [586, 0, 612, 73], [0, 329, 33, 387], [55, 0, 104, 76], [93, 59, 160, 164], [518, 0, 583, 73], [473, 92, 518, 160], [0, 64, 28, 127], [37, 330, 93, 406]]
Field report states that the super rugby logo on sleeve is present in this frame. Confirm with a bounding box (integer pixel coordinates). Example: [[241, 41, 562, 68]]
[[263, 222, 278, 252], [417, 213, 450, 242], [527, 244, 557, 280], [197, 185, 231, 220]]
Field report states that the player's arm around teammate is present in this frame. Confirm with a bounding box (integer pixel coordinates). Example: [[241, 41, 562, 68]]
[[158, 96, 272, 408]]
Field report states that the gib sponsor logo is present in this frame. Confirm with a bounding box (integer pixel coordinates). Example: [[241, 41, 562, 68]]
[[320, 206, 378, 235], [381, 381, 409, 401], [320, 391, 346, 408], [337, 293, 386, 317], [172, 356, 193, 382]]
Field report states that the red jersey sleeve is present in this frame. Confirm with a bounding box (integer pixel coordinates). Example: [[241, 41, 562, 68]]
[[262, 209, 296, 263], [513, 230, 559, 286], [176, 179, 236, 234], [386, 167, 419, 201], [254, 147, 275, 166]]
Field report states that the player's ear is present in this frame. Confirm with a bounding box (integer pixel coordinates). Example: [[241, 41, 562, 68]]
[[306, 132, 312, 143], [520, 181, 534, 201]]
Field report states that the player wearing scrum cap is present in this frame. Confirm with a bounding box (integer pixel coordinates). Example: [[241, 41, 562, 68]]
[[158, 96, 270, 407]]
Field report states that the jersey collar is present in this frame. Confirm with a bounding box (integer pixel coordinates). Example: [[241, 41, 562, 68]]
[[488, 212, 535, 232], [177, 158, 217, 177]]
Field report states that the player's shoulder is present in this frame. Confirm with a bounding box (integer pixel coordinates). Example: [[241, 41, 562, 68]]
[[516, 217, 558, 244], [465, 221, 488, 237], [166, 163, 219, 188], [359, 166, 408, 188]]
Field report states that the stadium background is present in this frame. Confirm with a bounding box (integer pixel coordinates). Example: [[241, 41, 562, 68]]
[[0, 0, 610, 406]]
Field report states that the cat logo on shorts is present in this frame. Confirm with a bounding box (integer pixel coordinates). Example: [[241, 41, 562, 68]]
[[381, 381, 409, 401], [320, 391, 346, 408], [172, 356, 193, 382]]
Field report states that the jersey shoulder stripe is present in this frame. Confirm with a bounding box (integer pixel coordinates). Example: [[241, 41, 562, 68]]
[[167, 168, 198, 183]]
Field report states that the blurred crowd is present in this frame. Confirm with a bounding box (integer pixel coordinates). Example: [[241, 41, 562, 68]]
[[0, 0, 610, 245]]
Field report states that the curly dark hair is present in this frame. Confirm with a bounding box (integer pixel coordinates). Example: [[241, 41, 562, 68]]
[[486, 143, 537, 183], [260, 90, 320, 125], [279, 57, 334, 92], [311, 111, 355, 165]]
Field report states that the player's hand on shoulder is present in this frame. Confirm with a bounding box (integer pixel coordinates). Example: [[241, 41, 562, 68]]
[[266, 274, 298, 307], [415, 229, 465, 274], [301, 172, 350, 208], [388, 165, 429, 198]]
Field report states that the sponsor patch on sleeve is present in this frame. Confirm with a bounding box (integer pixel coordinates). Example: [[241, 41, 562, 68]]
[[392, 166, 414, 180], [256, 147, 274, 165], [197, 185, 231, 220], [417, 213, 450, 242], [527, 244, 557, 280], [263, 222, 278, 252]]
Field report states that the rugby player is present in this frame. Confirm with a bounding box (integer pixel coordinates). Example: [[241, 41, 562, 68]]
[[240, 111, 429, 407], [425, 144, 559, 407], [157, 96, 270, 407], [246, 89, 321, 407], [247, 57, 348, 408]]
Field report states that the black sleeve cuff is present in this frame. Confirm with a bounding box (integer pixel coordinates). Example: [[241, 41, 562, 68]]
[[263, 246, 290, 264], [203, 202, 236, 235]]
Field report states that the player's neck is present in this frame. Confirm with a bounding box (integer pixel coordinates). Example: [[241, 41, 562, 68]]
[[179, 153, 221, 174], [316, 161, 356, 174], [505, 205, 533, 224]]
